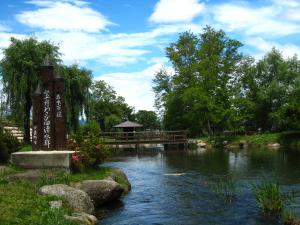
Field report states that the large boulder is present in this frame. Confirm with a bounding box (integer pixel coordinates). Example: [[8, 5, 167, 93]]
[[74, 178, 124, 206], [39, 184, 94, 214], [64, 212, 97, 225], [109, 169, 131, 193]]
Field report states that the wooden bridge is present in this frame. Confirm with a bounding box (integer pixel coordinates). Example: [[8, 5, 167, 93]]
[[97, 130, 188, 146]]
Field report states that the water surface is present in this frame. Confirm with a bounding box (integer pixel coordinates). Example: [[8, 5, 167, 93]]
[[100, 148, 300, 225]]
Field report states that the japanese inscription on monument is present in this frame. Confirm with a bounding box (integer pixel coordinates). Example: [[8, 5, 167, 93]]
[[32, 59, 66, 151]]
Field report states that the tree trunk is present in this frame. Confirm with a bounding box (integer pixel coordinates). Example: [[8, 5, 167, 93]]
[[24, 101, 31, 144], [207, 120, 213, 136]]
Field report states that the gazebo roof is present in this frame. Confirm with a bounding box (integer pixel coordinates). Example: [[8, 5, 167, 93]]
[[113, 120, 143, 128]]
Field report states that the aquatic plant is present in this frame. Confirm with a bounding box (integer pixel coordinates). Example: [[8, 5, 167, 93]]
[[210, 176, 237, 203], [252, 182, 294, 217], [283, 210, 300, 225]]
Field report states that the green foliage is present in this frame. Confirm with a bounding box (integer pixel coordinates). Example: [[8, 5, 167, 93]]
[[204, 131, 300, 148], [283, 210, 300, 225], [77, 120, 101, 137], [0, 124, 20, 163], [67, 136, 111, 172], [135, 110, 160, 130], [0, 37, 61, 143], [153, 26, 243, 136], [61, 64, 92, 134], [154, 27, 300, 135], [88, 80, 134, 131], [252, 182, 294, 217]]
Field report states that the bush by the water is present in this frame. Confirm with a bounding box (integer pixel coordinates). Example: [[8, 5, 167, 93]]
[[67, 136, 110, 172], [0, 123, 20, 163]]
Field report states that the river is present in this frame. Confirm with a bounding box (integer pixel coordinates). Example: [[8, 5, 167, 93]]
[[99, 147, 300, 225]]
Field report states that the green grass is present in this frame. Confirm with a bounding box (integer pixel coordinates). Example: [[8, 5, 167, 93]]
[[252, 182, 295, 217], [0, 181, 76, 225], [0, 166, 130, 225], [18, 145, 32, 152]]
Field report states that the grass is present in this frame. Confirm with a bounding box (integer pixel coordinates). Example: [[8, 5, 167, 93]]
[[0, 166, 130, 225], [283, 211, 300, 225], [209, 176, 237, 203], [252, 181, 296, 219], [0, 181, 76, 225]]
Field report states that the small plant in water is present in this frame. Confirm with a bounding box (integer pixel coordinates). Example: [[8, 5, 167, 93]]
[[210, 176, 237, 203], [283, 210, 300, 225], [252, 182, 294, 217]]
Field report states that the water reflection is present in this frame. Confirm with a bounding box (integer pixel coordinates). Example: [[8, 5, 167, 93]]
[[101, 148, 300, 225]]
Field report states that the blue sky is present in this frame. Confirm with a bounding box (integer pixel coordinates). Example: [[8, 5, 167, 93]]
[[0, 0, 300, 110]]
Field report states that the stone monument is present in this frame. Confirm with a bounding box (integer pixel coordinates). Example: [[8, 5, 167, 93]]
[[11, 58, 74, 171], [32, 58, 66, 150]]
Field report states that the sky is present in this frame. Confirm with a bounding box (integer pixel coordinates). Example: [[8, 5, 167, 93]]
[[0, 0, 300, 111]]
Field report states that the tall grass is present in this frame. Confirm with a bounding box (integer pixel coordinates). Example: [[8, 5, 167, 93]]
[[252, 182, 295, 217]]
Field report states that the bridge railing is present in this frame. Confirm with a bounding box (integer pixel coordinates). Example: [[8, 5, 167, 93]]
[[97, 130, 188, 143]]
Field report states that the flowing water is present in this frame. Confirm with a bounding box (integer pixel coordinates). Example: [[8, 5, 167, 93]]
[[99, 147, 300, 225]]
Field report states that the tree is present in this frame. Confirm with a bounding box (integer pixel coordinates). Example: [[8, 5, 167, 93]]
[[153, 26, 243, 136], [61, 64, 92, 134], [135, 110, 160, 130], [0, 37, 60, 143], [89, 80, 134, 131]]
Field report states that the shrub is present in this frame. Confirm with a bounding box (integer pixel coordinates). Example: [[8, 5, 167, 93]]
[[67, 136, 110, 172], [253, 182, 294, 217], [0, 124, 20, 163]]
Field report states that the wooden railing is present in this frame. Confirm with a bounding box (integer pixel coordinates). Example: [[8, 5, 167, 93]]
[[97, 130, 188, 144]]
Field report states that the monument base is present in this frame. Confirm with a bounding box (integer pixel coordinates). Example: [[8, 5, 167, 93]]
[[11, 151, 75, 171]]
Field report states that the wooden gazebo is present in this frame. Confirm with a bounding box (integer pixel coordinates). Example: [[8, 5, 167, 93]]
[[113, 120, 143, 133]]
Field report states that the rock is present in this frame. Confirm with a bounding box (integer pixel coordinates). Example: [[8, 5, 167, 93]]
[[239, 140, 248, 149], [74, 179, 124, 206], [64, 212, 97, 225], [39, 184, 94, 214], [267, 143, 281, 149], [109, 169, 131, 192], [196, 141, 207, 148], [49, 200, 62, 209]]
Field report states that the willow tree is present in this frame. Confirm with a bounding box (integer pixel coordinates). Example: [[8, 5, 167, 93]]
[[61, 64, 92, 134], [0, 37, 60, 143]]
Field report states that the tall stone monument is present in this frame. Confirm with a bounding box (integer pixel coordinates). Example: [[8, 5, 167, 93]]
[[11, 58, 74, 171], [32, 58, 66, 150]]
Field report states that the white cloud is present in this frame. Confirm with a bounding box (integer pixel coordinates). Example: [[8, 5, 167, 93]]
[[16, 1, 112, 32], [0, 24, 10, 32], [33, 22, 204, 66], [149, 0, 205, 23], [213, 2, 300, 37], [95, 63, 174, 110], [246, 37, 300, 59]]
